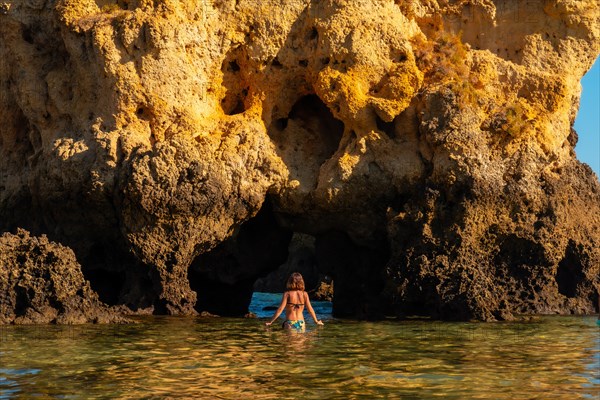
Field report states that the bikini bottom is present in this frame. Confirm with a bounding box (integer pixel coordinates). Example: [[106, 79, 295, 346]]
[[282, 319, 305, 332]]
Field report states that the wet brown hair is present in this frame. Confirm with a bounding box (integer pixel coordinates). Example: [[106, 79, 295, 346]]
[[286, 272, 305, 291]]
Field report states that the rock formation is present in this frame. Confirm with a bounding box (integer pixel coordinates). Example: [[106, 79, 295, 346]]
[[0, 0, 598, 321], [0, 229, 125, 324]]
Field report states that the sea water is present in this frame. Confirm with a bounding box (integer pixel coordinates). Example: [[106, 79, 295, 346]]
[[0, 292, 598, 399]]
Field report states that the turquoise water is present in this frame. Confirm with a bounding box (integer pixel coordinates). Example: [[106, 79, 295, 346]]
[[0, 293, 598, 399]]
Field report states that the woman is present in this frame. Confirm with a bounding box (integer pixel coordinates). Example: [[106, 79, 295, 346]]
[[265, 272, 324, 332]]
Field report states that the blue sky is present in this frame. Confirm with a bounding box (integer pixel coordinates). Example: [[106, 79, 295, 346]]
[[574, 56, 599, 177]]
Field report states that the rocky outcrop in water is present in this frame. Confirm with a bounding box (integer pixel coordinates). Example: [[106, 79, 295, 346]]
[[0, 0, 598, 321], [0, 230, 125, 324]]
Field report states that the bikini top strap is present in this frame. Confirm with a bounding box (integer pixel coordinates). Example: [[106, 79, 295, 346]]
[[288, 290, 305, 307]]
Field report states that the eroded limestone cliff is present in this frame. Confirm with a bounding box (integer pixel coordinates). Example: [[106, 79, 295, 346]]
[[0, 0, 598, 322]]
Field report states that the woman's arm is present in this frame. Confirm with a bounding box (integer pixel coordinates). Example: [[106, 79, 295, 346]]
[[304, 292, 324, 325], [265, 292, 288, 326]]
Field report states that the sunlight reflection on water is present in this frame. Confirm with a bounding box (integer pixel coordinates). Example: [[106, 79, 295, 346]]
[[0, 294, 597, 399]]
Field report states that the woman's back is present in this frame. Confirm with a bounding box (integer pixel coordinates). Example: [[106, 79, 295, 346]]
[[285, 290, 305, 320]]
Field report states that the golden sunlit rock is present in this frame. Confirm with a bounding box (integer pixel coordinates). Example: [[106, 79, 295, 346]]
[[0, 0, 598, 321]]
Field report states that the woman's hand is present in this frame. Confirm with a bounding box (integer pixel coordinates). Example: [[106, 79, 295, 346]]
[[316, 320, 324, 326], [265, 321, 272, 326]]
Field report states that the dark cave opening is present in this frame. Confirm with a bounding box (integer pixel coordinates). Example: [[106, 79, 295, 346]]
[[375, 114, 397, 139], [253, 232, 321, 294], [80, 243, 126, 306], [84, 269, 125, 306], [315, 230, 390, 319], [251, 229, 338, 320], [188, 199, 293, 316], [14, 286, 31, 317], [556, 241, 586, 299], [396, 277, 444, 319], [188, 271, 257, 317], [240, 210, 396, 320], [80, 243, 156, 310], [495, 235, 547, 282], [248, 228, 391, 320], [187, 197, 390, 319], [21, 25, 34, 45]]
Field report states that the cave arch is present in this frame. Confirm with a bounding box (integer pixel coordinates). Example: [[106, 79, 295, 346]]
[[186, 196, 391, 319], [188, 199, 293, 316]]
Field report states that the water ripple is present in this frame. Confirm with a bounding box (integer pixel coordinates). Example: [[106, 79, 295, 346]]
[[0, 311, 597, 399]]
